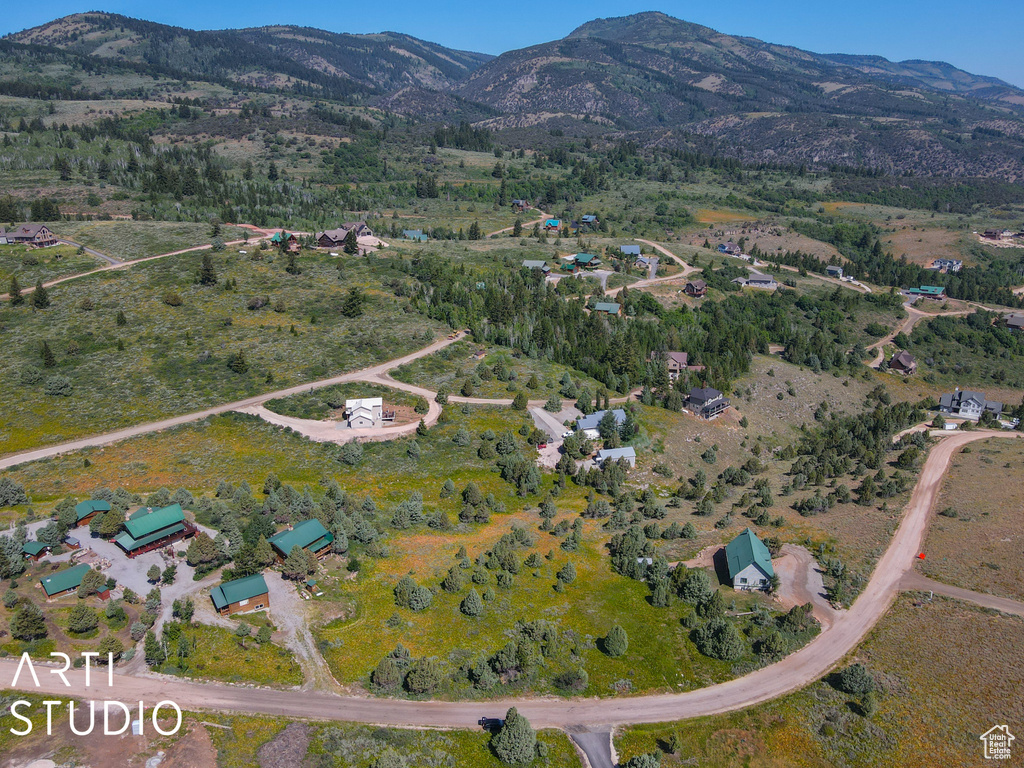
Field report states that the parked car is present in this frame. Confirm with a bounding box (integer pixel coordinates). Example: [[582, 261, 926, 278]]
[[537, 442, 547, 449], [561, 431, 573, 439], [478, 717, 504, 731]]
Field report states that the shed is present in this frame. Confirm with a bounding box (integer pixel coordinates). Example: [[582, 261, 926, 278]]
[[725, 528, 774, 591], [40, 563, 92, 599], [268, 519, 334, 562], [210, 573, 270, 616]]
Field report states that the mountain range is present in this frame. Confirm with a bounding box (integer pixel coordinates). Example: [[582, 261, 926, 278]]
[[5, 10, 1024, 177]]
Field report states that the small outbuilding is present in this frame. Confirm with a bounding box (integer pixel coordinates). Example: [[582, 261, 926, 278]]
[[22, 541, 50, 561], [725, 528, 774, 591]]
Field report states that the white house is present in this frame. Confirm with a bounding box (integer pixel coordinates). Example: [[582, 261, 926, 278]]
[[725, 528, 775, 591], [594, 446, 636, 467], [345, 397, 383, 428]]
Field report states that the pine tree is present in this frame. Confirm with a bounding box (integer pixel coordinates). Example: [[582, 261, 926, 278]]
[[41, 340, 55, 368], [343, 228, 358, 255], [604, 625, 629, 657], [341, 286, 364, 317], [144, 630, 164, 666], [491, 708, 536, 765], [460, 588, 483, 617], [33, 281, 50, 309], [8, 276, 23, 306], [10, 602, 47, 641], [197, 253, 218, 285]]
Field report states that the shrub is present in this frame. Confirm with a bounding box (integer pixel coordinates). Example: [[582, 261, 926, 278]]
[[162, 291, 183, 306], [44, 375, 73, 397]]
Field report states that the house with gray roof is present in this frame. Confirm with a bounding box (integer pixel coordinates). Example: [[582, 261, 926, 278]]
[[595, 446, 636, 468], [687, 387, 730, 420], [938, 390, 1003, 421]]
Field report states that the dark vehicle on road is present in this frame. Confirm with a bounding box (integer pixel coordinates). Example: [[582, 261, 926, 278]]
[[478, 717, 504, 731]]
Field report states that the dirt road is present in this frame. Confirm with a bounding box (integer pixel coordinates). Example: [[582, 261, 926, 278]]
[[866, 301, 972, 368], [6, 430, 1015, 728], [0, 333, 466, 470], [900, 571, 1024, 618], [487, 210, 545, 237]]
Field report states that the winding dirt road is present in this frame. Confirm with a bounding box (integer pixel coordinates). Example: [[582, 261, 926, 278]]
[[0, 333, 467, 471], [5, 430, 1016, 728]]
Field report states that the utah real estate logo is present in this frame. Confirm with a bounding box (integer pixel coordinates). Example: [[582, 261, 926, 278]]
[[980, 725, 1015, 760]]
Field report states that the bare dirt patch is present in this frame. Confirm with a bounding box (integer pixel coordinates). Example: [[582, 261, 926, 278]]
[[256, 722, 311, 768], [882, 226, 966, 267]]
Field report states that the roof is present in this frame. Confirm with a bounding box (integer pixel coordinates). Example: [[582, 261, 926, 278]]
[[402, 229, 424, 238], [318, 228, 350, 241], [75, 499, 111, 521], [686, 279, 707, 290], [725, 528, 774, 580], [211, 573, 268, 610], [522, 260, 548, 269], [545, 219, 561, 227], [9, 224, 51, 238], [618, 245, 641, 255], [23, 541, 49, 556], [346, 397, 382, 411], [665, 351, 689, 365], [574, 253, 598, 264], [40, 563, 91, 597], [908, 285, 945, 295], [595, 447, 636, 462], [576, 409, 626, 431], [268, 518, 334, 556], [891, 350, 916, 367], [581, 215, 598, 222], [269, 231, 294, 242], [1006, 314, 1024, 328], [122, 504, 185, 539], [593, 302, 620, 314], [115, 523, 186, 551], [689, 387, 723, 403]]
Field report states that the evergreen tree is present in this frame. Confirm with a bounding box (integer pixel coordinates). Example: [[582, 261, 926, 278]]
[[460, 588, 483, 617], [491, 707, 537, 765], [8, 276, 23, 306], [197, 253, 218, 285], [343, 228, 358, 255], [144, 630, 164, 666], [10, 602, 47, 641], [40, 341, 56, 368], [67, 604, 98, 634], [341, 286, 364, 317], [32, 281, 49, 309], [604, 625, 628, 657]]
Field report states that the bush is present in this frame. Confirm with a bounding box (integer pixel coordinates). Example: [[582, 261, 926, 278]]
[[162, 291, 183, 306], [491, 707, 536, 765], [603, 625, 628, 657], [43, 375, 73, 397], [835, 662, 875, 695]]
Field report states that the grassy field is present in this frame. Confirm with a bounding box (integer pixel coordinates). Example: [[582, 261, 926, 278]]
[[51, 220, 251, 261], [390, 339, 609, 401], [0, 248, 445, 454], [0, 244, 105, 287], [922, 438, 1024, 601], [616, 594, 1024, 767], [160, 621, 303, 687]]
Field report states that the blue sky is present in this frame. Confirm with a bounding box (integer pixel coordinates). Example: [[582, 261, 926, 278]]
[[3, 1, 1022, 87]]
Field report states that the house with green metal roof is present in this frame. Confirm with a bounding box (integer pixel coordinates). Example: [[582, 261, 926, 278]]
[[74, 499, 110, 526], [725, 528, 775, 591], [573, 253, 601, 268], [906, 285, 946, 299], [114, 503, 195, 558], [40, 563, 92, 599], [268, 519, 334, 562], [210, 573, 270, 616], [593, 302, 621, 316], [22, 541, 50, 561]]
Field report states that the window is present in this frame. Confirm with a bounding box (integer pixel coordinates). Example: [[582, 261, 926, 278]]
[[739, 577, 747, 584], [254, 604, 264, 610]]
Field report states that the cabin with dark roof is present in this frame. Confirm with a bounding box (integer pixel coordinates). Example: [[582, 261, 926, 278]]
[[684, 279, 707, 298], [889, 350, 917, 375], [0, 224, 57, 247], [687, 387, 730, 420]]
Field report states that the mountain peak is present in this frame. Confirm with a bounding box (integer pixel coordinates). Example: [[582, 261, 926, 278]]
[[566, 11, 715, 43]]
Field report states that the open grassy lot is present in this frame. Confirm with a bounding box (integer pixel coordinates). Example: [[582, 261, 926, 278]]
[[52, 220, 251, 260], [159, 621, 303, 687], [0, 249, 445, 454], [312, 512, 744, 698], [922, 438, 1024, 601], [390, 339, 608, 401], [0, 244, 105, 287], [616, 594, 1024, 767], [204, 712, 579, 768]]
